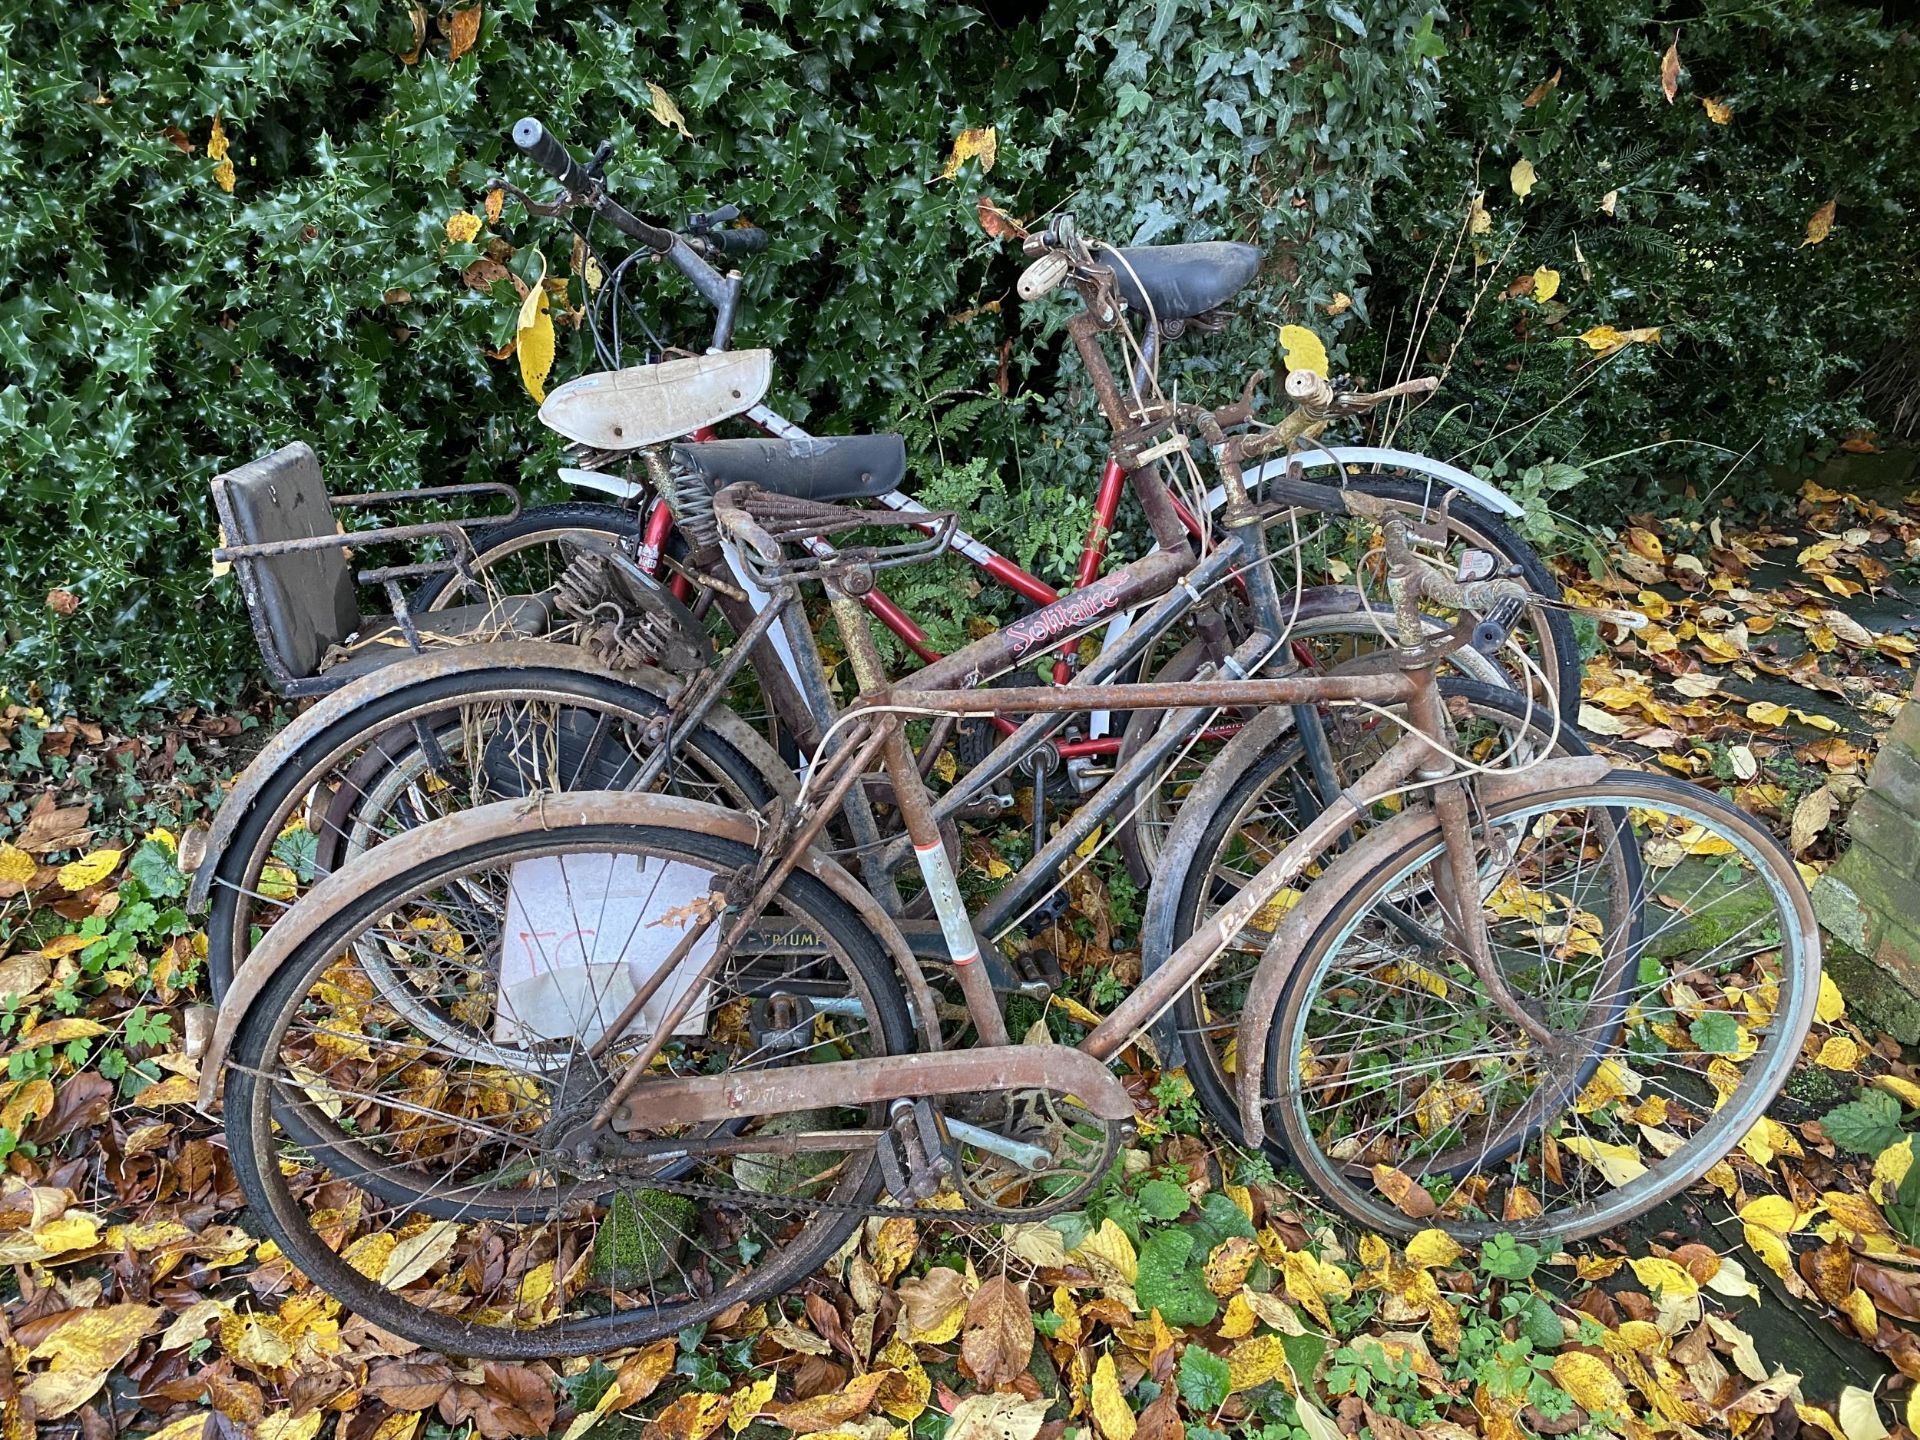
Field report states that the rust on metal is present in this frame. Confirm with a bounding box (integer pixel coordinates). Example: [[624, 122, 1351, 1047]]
[[613, 1044, 1137, 1131], [197, 788, 943, 1109], [1227, 753, 1614, 1143]]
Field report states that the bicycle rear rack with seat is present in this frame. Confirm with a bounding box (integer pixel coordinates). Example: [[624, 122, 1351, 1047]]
[[211, 441, 546, 697]]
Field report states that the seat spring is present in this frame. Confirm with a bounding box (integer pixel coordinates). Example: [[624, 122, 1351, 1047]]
[[664, 459, 719, 548]]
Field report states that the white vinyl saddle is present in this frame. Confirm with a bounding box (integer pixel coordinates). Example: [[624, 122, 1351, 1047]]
[[539, 349, 773, 450]]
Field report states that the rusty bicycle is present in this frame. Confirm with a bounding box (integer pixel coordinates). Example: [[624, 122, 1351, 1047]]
[[198, 370, 1818, 1355]]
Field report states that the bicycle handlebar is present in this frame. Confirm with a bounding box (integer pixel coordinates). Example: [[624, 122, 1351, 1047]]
[[712, 486, 784, 565], [710, 225, 769, 257], [512, 117, 593, 193], [510, 116, 679, 256], [1284, 370, 1439, 421]]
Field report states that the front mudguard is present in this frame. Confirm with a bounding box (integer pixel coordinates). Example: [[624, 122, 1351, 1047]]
[[185, 641, 797, 915], [195, 790, 943, 1113]]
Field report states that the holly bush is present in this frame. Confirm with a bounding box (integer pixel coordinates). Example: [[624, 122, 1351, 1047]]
[[2, 0, 1915, 711]]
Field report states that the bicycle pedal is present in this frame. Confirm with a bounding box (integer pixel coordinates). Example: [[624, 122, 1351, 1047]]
[[878, 1099, 953, 1203], [1013, 947, 1064, 999]]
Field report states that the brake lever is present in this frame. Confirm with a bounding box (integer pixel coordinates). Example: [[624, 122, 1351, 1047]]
[[584, 139, 615, 180], [487, 177, 575, 219]]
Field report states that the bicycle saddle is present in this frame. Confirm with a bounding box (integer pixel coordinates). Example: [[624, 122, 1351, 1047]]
[[1103, 241, 1262, 321], [675, 434, 907, 502], [540, 349, 773, 449]]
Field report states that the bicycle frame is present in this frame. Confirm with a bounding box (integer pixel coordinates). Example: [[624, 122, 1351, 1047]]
[[555, 205, 1521, 769]]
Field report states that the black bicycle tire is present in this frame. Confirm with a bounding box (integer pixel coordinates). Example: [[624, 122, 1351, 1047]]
[[204, 666, 784, 1000], [226, 818, 915, 1359]]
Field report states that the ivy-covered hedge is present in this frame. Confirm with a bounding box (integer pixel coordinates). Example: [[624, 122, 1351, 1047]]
[[3, 0, 1916, 711]]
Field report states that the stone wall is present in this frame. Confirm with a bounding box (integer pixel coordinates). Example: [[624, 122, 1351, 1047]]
[[1812, 696, 1920, 1040]]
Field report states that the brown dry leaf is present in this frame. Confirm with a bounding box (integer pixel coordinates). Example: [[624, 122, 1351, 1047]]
[[1371, 1164, 1438, 1219], [961, 1275, 1035, 1388], [1802, 199, 1837, 248], [978, 195, 1027, 240], [1521, 68, 1562, 107], [366, 1359, 455, 1411], [400, 5, 428, 62], [760, 1369, 888, 1433], [896, 1264, 971, 1343], [442, 4, 481, 64], [20, 794, 92, 852], [1661, 34, 1682, 103], [1703, 96, 1733, 124]]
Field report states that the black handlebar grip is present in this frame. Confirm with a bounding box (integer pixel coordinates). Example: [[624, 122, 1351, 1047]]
[[713, 226, 770, 257], [512, 116, 591, 192]]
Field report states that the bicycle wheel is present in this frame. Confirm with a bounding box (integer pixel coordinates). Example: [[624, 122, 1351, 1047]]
[[415, 501, 646, 610], [203, 656, 789, 1000], [1152, 680, 1599, 1136], [1260, 470, 1580, 717], [1259, 770, 1818, 1244], [224, 804, 914, 1358], [1112, 596, 1512, 885]]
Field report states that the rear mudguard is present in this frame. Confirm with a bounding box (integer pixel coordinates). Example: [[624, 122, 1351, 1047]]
[[196, 790, 943, 1113], [186, 642, 796, 913], [1249, 449, 1522, 519]]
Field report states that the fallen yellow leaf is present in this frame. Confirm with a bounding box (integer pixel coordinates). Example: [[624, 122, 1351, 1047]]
[[1279, 324, 1330, 379]]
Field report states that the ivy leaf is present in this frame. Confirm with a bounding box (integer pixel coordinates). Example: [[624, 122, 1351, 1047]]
[[1176, 1345, 1232, 1412], [1822, 1090, 1904, 1155]]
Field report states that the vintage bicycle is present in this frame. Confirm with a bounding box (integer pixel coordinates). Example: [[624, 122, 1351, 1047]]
[[198, 388, 1817, 1359], [431, 119, 1581, 776], [190, 174, 1561, 996]]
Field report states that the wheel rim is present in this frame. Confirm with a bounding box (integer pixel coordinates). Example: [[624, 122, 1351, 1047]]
[[1270, 779, 1814, 1242], [236, 828, 905, 1354]]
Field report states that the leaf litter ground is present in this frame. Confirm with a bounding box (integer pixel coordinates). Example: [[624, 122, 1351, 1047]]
[[8, 474, 1920, 1440]]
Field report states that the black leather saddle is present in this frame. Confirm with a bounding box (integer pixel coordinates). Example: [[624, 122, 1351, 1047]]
[[675, 435, 907, 502], [1104, 241, 1263, 321]]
